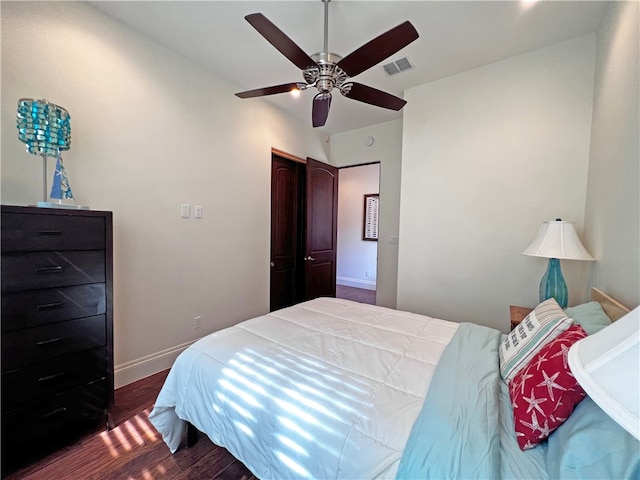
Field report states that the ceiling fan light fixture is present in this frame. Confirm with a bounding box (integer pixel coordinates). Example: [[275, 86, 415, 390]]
[[339, 83, 353, 96]]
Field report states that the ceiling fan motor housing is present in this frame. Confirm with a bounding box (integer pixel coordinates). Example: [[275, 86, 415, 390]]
[[305, 52, 349, 97]]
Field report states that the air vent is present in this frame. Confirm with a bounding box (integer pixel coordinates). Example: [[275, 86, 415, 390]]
[[382, 57, 414, 76]]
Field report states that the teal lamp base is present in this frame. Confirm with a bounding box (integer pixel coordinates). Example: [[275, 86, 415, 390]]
[[539, 258, 568, 308]]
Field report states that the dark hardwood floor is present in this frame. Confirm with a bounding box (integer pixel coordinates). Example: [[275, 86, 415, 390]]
[[3, 370, 257, 480], [336, 284, 376, 305]]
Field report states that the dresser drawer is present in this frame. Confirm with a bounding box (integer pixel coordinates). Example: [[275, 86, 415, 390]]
[[2, 378, 107, 451], [1, 212, 105, 252], [1, 251, 105, 293], [2, 284, 106, 333], [2, 315, 106, 371], [2, 347, 106, 412]]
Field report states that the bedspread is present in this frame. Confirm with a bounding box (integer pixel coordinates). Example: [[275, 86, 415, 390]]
[[396, 323, 549, 480], [149, 298, 459, 479]]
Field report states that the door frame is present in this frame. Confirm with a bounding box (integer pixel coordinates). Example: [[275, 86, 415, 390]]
[[336, 161, 381, 296]]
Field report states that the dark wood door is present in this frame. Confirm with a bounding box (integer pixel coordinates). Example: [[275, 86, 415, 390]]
[[270, 156, 304, 311], [304, 158, 338, 300]]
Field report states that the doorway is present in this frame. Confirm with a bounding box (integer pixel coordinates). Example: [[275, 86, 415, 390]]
[[270, 152, 339, 312], [335, 163, 380, 305]]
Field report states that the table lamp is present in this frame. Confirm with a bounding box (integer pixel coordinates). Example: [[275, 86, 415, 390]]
[[522, 219, 594, 308], [16, 98, 76, 207]]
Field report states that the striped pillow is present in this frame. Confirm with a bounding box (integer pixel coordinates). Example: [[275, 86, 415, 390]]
[[499, 298, 573, 382]]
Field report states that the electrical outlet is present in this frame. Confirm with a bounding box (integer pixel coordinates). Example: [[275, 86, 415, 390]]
[[194, 315, 202, 329]]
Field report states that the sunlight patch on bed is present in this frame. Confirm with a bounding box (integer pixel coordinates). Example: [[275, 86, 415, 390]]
[[250, 348, 369, 408], [209, 346, 364, 465], [277, 416, 314, 440], [272, 350, 370, 398], [229, 347, 369, 434], [279, 364, 369, 411], [283, 387, 343, 422], [296, 382, 358, 415], [222, 366, 268, 396], [234, 420, 255, 438], [274, 398, 321, 427], [227, 357, 266, 377], [276, 451, 311, 478], [277, 434, 308, 455], [218, 378, 263, 409], [276, 416, 342, 459], [245, 354, 291, 384], [215, 391, 256, 421]]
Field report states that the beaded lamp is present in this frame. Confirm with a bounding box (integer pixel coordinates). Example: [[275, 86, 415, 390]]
[[16, 98, 75, 207]]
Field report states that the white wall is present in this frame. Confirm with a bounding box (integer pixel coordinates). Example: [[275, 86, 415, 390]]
[[398, 35, 597, 331], [331, 120, 403, 308], [582, 1, 639, 309], [1, 1, 327, 386], [337, 163, 380, 290]]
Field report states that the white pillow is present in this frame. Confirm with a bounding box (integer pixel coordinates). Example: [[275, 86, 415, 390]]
[[499, 298, 573, 382]]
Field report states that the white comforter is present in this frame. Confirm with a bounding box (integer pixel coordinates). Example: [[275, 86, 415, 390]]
[[149, 297, 458, 479]]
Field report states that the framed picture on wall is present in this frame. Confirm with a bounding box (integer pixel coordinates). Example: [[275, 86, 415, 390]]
[[363, 194, 379, 241]]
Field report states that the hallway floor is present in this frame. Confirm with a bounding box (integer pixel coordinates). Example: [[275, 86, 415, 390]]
[[336, 285, 376, 305]]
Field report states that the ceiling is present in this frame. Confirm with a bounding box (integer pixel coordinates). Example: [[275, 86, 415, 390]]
[[89, 1, 607, 136]]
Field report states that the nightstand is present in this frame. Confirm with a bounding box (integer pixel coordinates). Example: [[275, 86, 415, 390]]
[[510, 305, 533, 330]]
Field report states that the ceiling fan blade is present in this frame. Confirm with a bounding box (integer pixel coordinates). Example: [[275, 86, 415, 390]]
[[235, 83, 301, 99], [312, 95, 332, 127], [342, 83, 407, 111], [245, 13, 316, 71], [336, 21, 419, 77]]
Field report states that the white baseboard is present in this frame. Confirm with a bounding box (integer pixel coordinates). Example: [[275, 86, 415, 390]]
[[337, 276, 376, 291], [114, 339, 197, 389]]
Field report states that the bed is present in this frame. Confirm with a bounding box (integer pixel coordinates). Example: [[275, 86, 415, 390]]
[[149, 289, 639, 479]]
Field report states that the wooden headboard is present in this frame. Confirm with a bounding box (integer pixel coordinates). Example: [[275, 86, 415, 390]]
[[591, 288, 631, 321]]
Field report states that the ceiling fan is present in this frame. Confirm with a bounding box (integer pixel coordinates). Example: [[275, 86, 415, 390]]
[[235, 0, 419, 128]]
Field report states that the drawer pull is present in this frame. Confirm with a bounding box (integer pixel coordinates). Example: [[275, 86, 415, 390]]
[[38, 372, 65, 383], [35, 266, 63, 275], [37, 230, 63, 236], [36, 337, 63, 347], [42, 407, 68, 420], [37, 302, 64, 311]]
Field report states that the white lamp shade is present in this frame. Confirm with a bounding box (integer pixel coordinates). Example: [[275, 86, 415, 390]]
[[568, 306, 640, 440], [522, 220, 594, 260]]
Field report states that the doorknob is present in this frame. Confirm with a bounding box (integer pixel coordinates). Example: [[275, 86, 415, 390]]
[[304, 256, 317, 261], [270, 261, 275, 267]]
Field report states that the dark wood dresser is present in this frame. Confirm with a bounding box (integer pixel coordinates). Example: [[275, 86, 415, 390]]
[[1, 205, 113, 469]]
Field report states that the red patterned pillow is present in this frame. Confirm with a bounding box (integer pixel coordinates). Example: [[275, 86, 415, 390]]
[[508, 325, 588, 450]]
